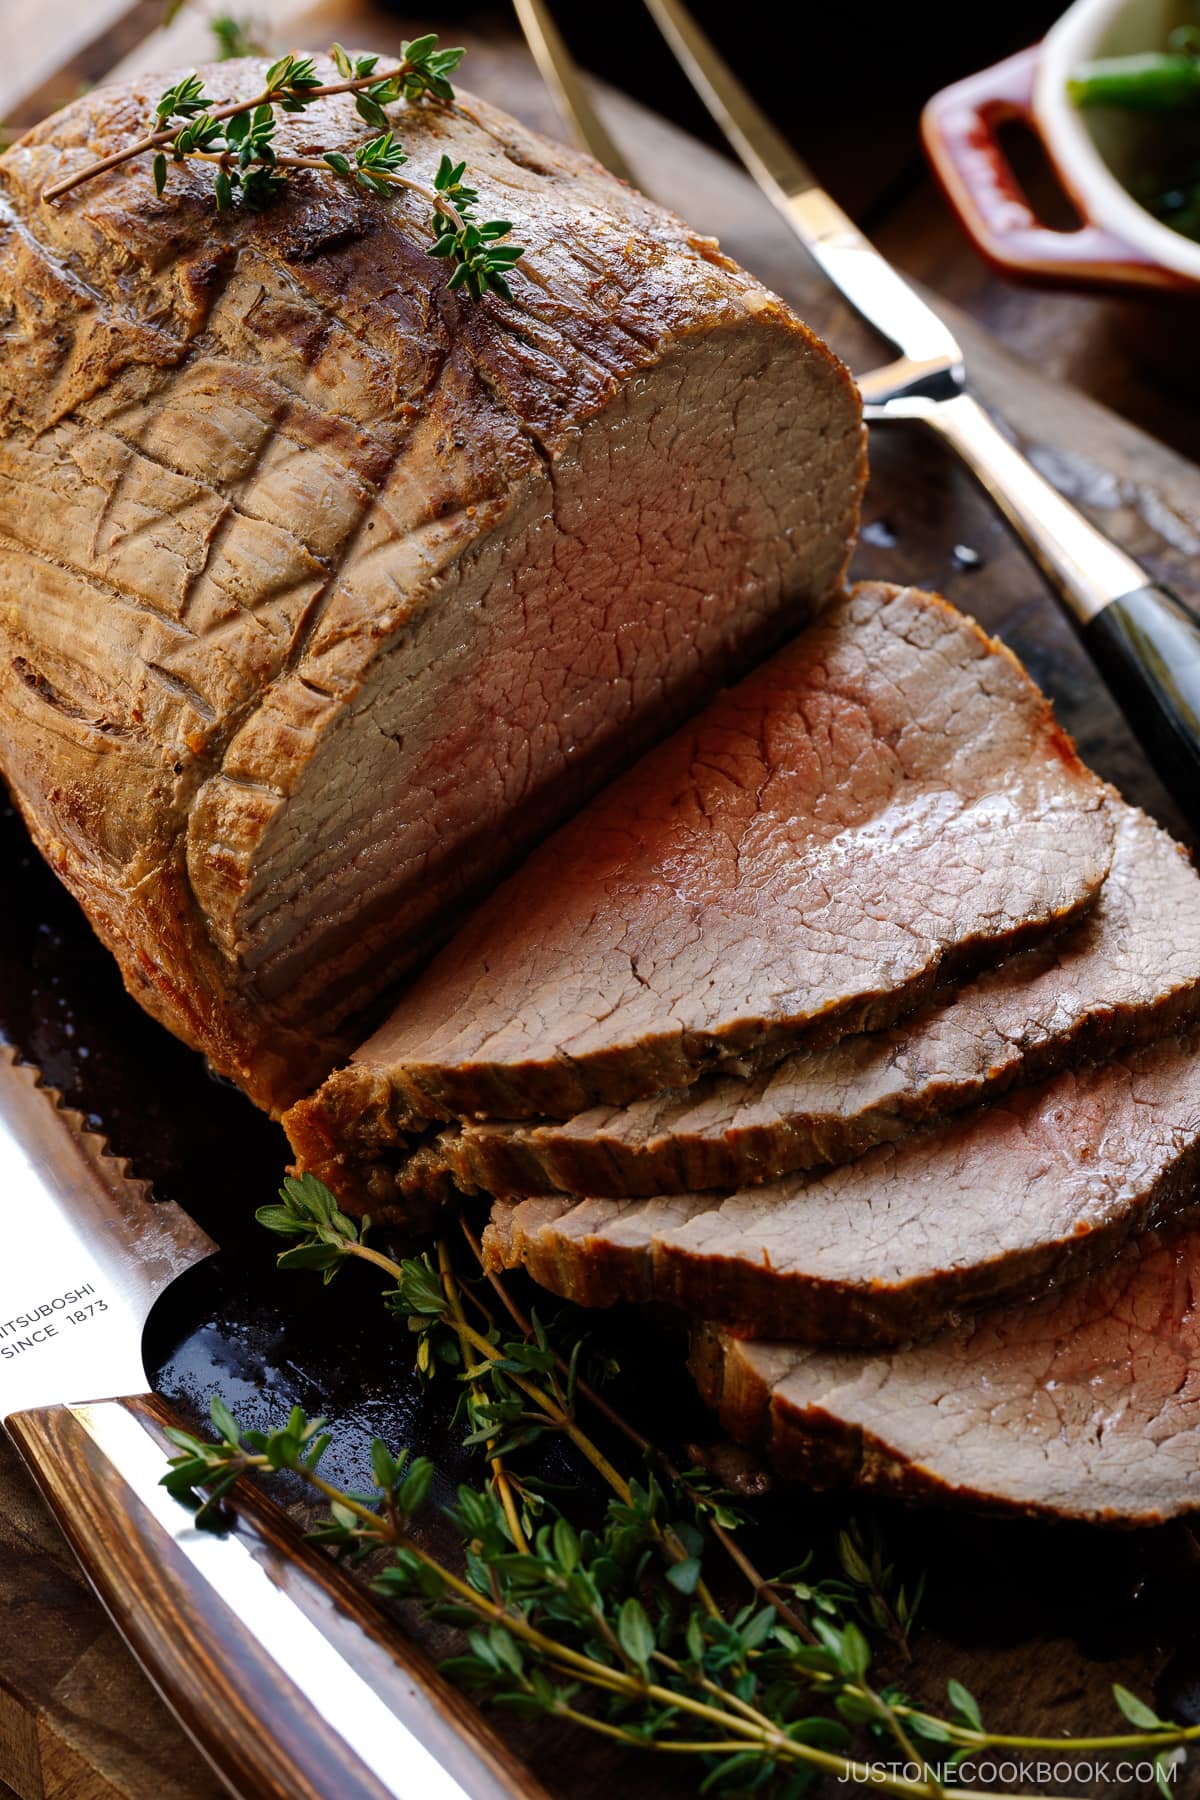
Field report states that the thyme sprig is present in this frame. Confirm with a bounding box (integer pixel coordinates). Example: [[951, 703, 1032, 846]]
[[259, 1175, 722, 1608], [43, 38, 525, 302], [160, 1398, 1192, 1800], [167, 1396, 945, 1795], [157, 1173, 1198, 1796], [773, 1522, 925, 1665]]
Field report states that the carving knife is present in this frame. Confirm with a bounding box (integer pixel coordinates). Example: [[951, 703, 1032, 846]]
[[513, 0, 1200, 833], [0, 1043, 542, 1800]]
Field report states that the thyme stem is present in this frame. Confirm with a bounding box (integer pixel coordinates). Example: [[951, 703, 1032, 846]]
[[201, 1432, 1138, 1799], [358, 1235, 726, 1618], [351, 1240, 638, 1500], [460, 1218, 811, 1637], [436, 1238, 529, 1554], [45, 58, 423, 202], [182, 149, 466, 230]]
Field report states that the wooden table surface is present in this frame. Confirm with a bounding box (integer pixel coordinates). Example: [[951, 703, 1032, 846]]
[[2, 4, 1200, 1798]]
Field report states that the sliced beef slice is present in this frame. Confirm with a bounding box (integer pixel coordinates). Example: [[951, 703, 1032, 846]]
[[401, 800, 1200, 1202], [287, 582, 1113, 1202], [691, 1218, 1200, 1524], [0, 58, 865, 1112], [484, 1032, 1200, 1345]]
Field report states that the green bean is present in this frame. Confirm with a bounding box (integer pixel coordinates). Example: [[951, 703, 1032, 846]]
[[1068, 52, 1200, 112]]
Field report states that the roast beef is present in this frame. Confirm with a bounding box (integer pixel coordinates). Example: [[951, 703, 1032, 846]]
[[388, 800, 1200, 1203], [690, 1219, 1200, 1524], [287, 581, 1113, 1203], [483, 1032, 1200, 1344], [0, 58, 865, 1112]]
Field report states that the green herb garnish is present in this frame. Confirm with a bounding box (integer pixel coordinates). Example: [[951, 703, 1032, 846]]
[[155, 1177, 1200, 1797], [44, 38, 524, 303]]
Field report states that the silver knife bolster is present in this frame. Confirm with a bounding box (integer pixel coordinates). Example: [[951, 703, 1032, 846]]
[[873, 392, 1149, 623], [637, 0, 1200, 824]]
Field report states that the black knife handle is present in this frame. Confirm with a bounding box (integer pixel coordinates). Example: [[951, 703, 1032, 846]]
[[1082, 584, 1200, 832], [912, 394, 1200, 834], [7, 1393, 542, 1800]]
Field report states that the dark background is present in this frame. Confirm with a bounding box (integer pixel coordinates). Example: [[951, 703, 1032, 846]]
[[432, 0, 1065, 213]]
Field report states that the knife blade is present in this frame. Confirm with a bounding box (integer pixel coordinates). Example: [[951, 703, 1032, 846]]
[[0, 1043, 542, 1800], [512, 0, 1200, 834], [641, 0, 1200, 834]]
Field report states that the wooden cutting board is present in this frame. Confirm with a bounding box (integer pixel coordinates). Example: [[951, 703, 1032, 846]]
[[3, 6, 1200, 1798]]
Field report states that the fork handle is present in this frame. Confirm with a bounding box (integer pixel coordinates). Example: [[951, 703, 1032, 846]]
[[7, 1393, 541, 1800], [912, 391, 1200, 831], [1081, 585, 1200, 810]]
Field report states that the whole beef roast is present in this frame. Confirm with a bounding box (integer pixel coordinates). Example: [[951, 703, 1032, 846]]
[[691, 1219, 1200, 1524], [288, 581, 1113, 1205], [0, 58, 864, 1113], [484, 1032, 1200, 1344], [389, 800, 1200, 1203]]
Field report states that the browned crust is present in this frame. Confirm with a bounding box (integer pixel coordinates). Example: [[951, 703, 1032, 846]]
[[480, 1083, 1200, 1347], [390, 939, 1200, 1204], [0, 58, 861, 1114], [687, 1326, 1189, 1528]]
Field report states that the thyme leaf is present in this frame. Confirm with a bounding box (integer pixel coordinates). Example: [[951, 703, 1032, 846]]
[[43, 38, 524, 304], [154, 1178, 1200, 1795]]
